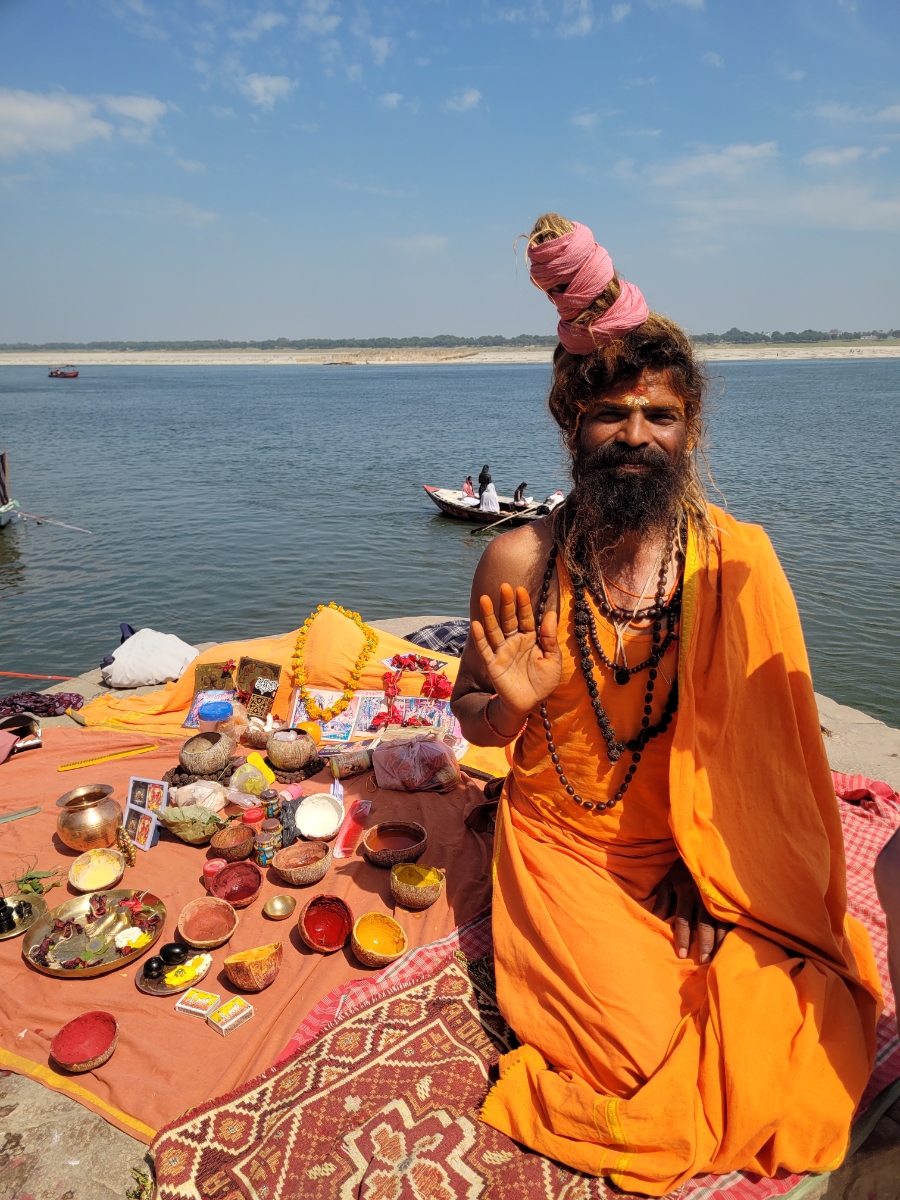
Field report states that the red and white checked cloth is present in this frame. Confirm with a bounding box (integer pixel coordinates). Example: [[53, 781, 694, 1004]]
[[275, 772, 900, 1200]]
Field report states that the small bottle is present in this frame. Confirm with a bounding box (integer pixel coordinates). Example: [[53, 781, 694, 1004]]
[[261, 817, 282, 851], [260, 788, 281, 821], [255, 828, 276, 866], [198, 700, 234, 734]]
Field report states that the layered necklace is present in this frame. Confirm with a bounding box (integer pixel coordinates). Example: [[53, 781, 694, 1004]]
[[535, 521, 683, 813]]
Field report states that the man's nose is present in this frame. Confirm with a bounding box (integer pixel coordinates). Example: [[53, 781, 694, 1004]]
[[615, 413, 649, 446]]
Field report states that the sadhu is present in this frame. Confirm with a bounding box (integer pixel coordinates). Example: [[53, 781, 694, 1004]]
[[450, 213, 882, 1196]]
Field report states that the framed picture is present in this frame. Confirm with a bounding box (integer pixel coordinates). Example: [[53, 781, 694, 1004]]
[[127, 776, 169, 814], [183, 688, 236, 730], [124, 804, 158, 851]]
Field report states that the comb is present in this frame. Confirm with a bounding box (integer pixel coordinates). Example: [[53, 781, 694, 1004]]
[[57, 743, 160, 772]]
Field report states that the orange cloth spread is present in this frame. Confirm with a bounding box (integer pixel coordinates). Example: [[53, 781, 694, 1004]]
[[481, 506, 882, 1195]]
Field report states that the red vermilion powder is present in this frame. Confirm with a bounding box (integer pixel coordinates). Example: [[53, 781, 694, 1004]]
[[51, 1011, 116, 1065]]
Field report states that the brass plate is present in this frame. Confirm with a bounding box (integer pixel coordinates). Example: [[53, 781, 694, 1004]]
[[135, 956, 212, 996], [22, 889, 166, 978], [0, 894, 47, 941]]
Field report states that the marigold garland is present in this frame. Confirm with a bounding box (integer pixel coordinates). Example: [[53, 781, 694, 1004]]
[[292, 602, 379, 723]]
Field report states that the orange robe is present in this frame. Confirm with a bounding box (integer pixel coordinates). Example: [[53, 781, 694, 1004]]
[[481, 507, 881, 1195]]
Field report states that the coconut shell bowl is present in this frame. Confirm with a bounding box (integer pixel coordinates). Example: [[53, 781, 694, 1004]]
[[390, 863, 445, 910], [50, 1011, 118, 1074], [298, 895, 353, 954], [179, 731, 235, 776], [272, 840, 332, 887], [351, 912, 409, 968], [210, 823, 256, 862], [178, 897, 239, 949], [361, 822, 428, 868], [224, 942, 283, 992], [266, 729, 318, 771], [209, 861, 263, 908]]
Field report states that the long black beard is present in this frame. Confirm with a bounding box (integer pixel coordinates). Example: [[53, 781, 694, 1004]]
[[559, 441, 689, 572]]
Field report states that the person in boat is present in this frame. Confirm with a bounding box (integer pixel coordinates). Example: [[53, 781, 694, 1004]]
[[478, 465, 492, 498], [463, 476, 476, 498], [450, 213, 880, 1196], [479, 481, 500, 514], [513, 482, 529, 509]]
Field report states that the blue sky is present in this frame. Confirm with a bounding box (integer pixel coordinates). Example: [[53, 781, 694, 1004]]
[[1, 0, 898, 340]]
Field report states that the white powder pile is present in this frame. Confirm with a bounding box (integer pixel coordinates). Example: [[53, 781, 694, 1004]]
[[297, 794, 341, 838]]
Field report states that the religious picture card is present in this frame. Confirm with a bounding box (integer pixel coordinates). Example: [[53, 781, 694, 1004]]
[[124, 804, 159, 851], [354, 691, 388, 736], [127, 777, 169, 814], [289, 688, 361, 743]]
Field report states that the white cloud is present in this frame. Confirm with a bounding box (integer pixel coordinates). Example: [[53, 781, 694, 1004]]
[[0, 88, 169, 158], [94, 194, 218, 226], [702, 52, 724, 69], [177, 157, 206, 173], [442, 88, 482, 113], [299, 0, 341, 35], [230, 11, 287, 42], [388, 234, 447, 255], [557, 0, 593, 36], [380, 92, 403, 109], [0, 89, 112, 157], [676, 183, 900, 233], [571, 111, 600, 130], [776, 64, 805, 82], [653, 141, 777, 186], [496, 3, 549, 21], [237, 73, 295, 109], [211, 105, 236, 118], [814, 102, 900, 124], [610, 3, 630, 20], [803, 146, 864, 166]]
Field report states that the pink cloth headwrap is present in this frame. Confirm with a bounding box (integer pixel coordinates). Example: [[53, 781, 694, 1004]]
[[527, 221, 649, 355]]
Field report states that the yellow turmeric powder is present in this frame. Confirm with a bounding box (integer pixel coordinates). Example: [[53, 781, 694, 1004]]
[[393, 864, 442, 888]]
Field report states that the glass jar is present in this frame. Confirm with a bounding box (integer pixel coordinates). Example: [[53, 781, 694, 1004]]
[[260, 789, 281, 821], [261, 817, 282, 850]]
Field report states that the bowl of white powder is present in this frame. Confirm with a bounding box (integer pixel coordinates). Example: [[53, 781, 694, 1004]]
[[295, 793, 345, 841]]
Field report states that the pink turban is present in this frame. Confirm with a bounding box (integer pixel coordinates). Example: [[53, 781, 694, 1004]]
[[527, 221, 649, 355]]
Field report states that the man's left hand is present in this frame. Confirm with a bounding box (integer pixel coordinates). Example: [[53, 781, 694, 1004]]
[[652, 859, 733, 964]]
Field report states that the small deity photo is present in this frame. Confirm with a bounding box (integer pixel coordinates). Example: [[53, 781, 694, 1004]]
[[127, 777, 169, 814], [124, 804, 157, 852]]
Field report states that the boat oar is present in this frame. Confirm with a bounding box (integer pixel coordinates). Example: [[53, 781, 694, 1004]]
[[19, 512, 93, 534], [473, 505, 539, 535]]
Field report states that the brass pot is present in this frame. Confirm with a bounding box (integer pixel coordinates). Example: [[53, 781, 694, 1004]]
[[56, 784, 122, 852]]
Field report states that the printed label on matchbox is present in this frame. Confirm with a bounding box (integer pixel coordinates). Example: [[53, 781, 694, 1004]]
[[207, 996, 254, 1036], [175, 988, 221, 1016]]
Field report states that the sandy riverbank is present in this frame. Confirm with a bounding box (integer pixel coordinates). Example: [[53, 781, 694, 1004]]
[[1, 343, 899, 367]]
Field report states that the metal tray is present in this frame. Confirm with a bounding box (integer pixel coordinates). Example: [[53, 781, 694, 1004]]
[[135, 956, 212, 996], [22, 889, 166, 978], [0, 893, 48, 941]]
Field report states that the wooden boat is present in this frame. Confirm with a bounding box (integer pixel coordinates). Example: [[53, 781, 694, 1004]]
[[48, 367, 79, 378], [423, 485, 563, 527]]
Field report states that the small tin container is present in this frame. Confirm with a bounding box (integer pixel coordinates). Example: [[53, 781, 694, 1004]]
[[255, 828, 277, 867], [260, 789, 281, 821]]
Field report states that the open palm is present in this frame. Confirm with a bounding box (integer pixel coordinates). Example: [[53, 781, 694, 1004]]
[[471, 583, 562, 719]]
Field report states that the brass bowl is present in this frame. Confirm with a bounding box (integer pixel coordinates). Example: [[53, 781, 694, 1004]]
[[55, 784, 121, 853], [263, 895, 296, 920]]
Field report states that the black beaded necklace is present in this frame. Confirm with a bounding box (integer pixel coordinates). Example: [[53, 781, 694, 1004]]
[[534, 537, 682, 813]]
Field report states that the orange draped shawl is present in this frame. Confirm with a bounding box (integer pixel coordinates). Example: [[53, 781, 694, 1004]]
[[481, 506, 881, 1195]]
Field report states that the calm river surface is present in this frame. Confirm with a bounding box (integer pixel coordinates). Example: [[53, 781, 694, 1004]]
[[0, 361, 897, 725]]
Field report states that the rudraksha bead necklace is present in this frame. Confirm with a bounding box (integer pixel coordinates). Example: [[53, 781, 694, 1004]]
[[534, 536, 681, 812]]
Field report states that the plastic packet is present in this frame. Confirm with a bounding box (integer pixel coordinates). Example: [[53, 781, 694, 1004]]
[[333, 798, 371, 859], [372, 733, 461, 793], [230, 762, 267, 796]]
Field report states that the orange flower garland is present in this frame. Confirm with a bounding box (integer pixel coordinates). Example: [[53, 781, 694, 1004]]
[[292, 603, 379, 723]]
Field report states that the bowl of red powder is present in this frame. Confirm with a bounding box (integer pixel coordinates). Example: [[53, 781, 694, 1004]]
[[298, 894, 353, 953], [50, 1011, 118, 1073]]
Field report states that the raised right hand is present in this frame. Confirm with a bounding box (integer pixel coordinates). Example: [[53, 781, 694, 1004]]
[[470, 583, 562, 724]]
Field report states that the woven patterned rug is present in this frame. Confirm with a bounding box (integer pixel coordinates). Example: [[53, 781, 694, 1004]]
[[151, 776, 900, 1200]]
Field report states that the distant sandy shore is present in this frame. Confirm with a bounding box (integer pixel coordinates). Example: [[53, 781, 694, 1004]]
[[1, 343, 898, 367]]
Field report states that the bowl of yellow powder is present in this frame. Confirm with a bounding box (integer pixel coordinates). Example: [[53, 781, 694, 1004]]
[[390, 863, 445, 911], [351, 911, 409, 968], [68, 848, 126, 893]]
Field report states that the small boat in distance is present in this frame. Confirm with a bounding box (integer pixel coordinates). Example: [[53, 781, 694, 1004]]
[[423, 485, 564, 526], [48, 366, 79, 378]]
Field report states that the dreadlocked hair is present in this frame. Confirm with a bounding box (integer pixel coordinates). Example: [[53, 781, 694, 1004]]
[[527, 213, 622, 327], [548, 312, 715, 550]]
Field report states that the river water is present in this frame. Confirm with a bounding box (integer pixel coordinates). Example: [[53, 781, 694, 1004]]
[[0, 361, 897, 725]]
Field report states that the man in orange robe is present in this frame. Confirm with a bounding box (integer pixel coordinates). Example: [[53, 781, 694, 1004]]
[[450, 214, 881, 1196]]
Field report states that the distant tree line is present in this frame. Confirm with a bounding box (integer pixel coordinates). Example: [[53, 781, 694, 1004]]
[[0, 334, 559, 351], [2, 328, 898, 351], [692, 327, 900, 345]]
